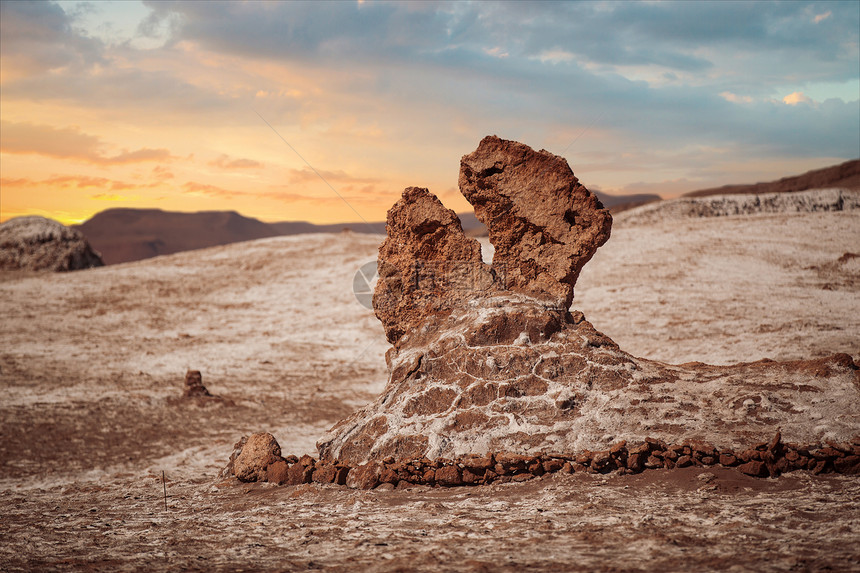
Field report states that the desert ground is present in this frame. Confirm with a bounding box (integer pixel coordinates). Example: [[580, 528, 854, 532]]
[[1, 200, 859, 571]]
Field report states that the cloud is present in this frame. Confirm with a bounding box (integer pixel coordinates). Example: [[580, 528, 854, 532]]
[[208, 154, 263, 169], [182, 181, 239, 198], [0, 0, 103, 77], [720, 91, 754, 103], [152, 165, 175, 180], [783, 91, 814, 106], [814, 11, 832, 23], [0, 121, 176, 165], [287, 167, 379, 186], [90, 193, 141, 201], [0, 174, 155, 192]]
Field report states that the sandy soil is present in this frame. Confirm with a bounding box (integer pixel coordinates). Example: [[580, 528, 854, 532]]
[[1, 208, 859, 571]]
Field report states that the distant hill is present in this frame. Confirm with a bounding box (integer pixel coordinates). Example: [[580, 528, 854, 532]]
[[684, 158, 860, 198], [76, 209, 279, 265], [73, 190, 667, 265], [593, 190, 661, 214]]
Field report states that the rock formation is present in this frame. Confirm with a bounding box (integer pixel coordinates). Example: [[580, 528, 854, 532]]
[[459, 135, 612, 308], [0, 216, 104, 271], [183, 370, 212, 398], [373, 187, 496, 343], [315, 136, 860, 467]]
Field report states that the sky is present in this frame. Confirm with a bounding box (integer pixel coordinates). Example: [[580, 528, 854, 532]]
[[1, 1, 858, 226]]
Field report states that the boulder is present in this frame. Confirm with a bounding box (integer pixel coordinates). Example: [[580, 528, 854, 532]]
[[0, 216, 103, 271], [233, 432, 283, 482]]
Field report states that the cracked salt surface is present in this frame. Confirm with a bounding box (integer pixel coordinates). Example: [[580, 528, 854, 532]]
[[1, 207, 858, 571]]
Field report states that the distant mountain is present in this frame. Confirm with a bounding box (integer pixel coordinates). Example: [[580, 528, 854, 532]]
[[684, 158, 860, 198], [76, 209, 279, 265], [593, 190, 661, 214], [74, 188, 667, 265]]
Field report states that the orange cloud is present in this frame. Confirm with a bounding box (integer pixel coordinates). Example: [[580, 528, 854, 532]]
[[182, 181, 239, 198], [0, 121, 176, 165], [287, 166, 379, 185], [208, 154, 263, 169], [783, 92, 813, 106], [91, 193, 141, 201], [1, 174, 155, 191], [814, 11, 832, 23], [152, 165, 175, 180]]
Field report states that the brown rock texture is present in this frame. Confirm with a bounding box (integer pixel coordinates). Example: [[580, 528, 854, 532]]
[[459, 135, 612, 307], [233, 432, 283, 482], [373, 186, 496, 343], [0, 216, 104, 271], [183, 370, 212, 397], [225, 431, 860, 489], [317, 136, 860, 468]]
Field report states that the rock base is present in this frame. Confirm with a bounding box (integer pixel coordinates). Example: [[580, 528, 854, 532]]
[[226, 432, 860, 489]]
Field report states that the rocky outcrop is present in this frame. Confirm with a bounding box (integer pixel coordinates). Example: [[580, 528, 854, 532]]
[[615, 188, 860, 227], [459, 135, 611, 308], [318, 295, 860, 465], [316, 136, 860, 468], [0, 216, 103, 271]]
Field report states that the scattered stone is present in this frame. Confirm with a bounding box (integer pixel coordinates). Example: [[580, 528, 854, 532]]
[[738, 461, 768, 477], [346, 463, 382, 490], [219, 436, 248, 479], [266, 460, 289, 485], [435, 465, 462, 487], [312, 463, 338, 484]]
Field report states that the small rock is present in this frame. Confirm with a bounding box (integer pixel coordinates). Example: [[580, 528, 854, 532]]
[[312, 463, 338, 484], [435, 465, 462, 487], [346, 463, 383, 490], [834, 455, 860, 475], [287, 463, 313, 486], [266, 460, 289, 485], [233, 432, 283, 482], [738, 460, 768, 477], [183, 370, 212, 398]]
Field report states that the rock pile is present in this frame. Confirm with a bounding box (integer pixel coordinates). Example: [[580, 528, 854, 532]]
[[0, 216, 104, 271], [229, 431, 860, 489]]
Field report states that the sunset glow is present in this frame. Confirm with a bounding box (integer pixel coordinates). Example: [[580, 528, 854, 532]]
[[1, 1, 858, 225]]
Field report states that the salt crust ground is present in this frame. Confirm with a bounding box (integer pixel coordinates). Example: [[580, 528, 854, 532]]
[[1, 208, 858, 571]]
